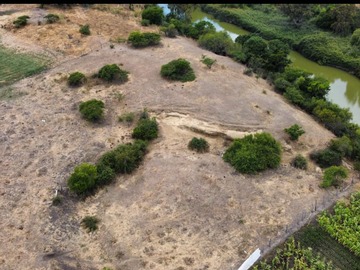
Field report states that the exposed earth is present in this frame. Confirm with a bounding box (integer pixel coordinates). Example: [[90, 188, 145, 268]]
[[0, 4, 358, 270]]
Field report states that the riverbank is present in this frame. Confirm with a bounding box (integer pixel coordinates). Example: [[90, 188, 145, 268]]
[[201, 4, 360, 79]]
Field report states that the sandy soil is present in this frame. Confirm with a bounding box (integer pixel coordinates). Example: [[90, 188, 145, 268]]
[[0, 4, 356, 270]]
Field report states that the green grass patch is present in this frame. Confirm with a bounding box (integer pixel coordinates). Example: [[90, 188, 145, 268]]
[[0, 45, 49, 87], [295, 224, 360, 270]]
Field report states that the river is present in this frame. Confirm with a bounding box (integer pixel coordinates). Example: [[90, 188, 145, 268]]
[[159, 5, 360, 124]]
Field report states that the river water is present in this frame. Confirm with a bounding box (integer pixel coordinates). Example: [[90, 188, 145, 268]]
[[159, 5, 360, 124]]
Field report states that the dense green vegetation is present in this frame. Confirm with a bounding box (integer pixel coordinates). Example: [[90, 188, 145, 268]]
[[79, 99, 104, 122], [67, 163, 98, 195], [142, 5, 164, 25], [252, 237, 335, 269], [295, 224, 360, 270], [0, 45, 49, 87], [68, 71, 86, 87], [160, 58, 196, 82], [127, 31, 161, 47], [223, 132, 281, 174], [198, 31, 234, 56], [98, 64, 129, 83], [188, 137, 209, 153], [44, 13, 60, 24], [200, 4, 360, 78], [132, 117, 159, 141], [318, 192, 360, 256]]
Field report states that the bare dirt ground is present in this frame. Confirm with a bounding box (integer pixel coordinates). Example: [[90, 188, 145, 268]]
[[0, 4, 358, 270]]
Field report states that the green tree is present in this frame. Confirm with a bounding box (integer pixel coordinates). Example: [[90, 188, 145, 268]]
[[67, 163, 98, 195], [223, 132, 282, 174], [198, 31, 234, 56], [188, 137, 209, 153], [98, 64, 128, 83], [127, 31, 161, 47], [132, 118, 158, 141], [160, 58, 196, 82], [278, 4, 314, 27], [142, 5, 164, 25], [79, 99, 104, 122], [321, 165, 348, 188], [68, 72, 86, 87]]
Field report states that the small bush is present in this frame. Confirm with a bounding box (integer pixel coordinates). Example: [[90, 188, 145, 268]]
[[161, 23, 178, 38], [141, 5, 164, 25], [291, 154, 308, 170], [44, 13, 60, 24], [52, 195, 62, 206], [13, 15, 30, 28], [132, 117, 158, 141], [284, 124, 305, 141], [201, 56, 216, 69], [188, 137, 209, 153], [118, 112, 135, 123], [198, 31, 234, 56], [223, 132, 282, 174], [321, 166, 348, 188], [81, 216, 99, 232], [98, 64, 129, 83], [243, 68, 253, 76], [79, 99, 104, 122], [141, 19, 150, 26], [67, 163, 98, 195], [96, 164, 115, 187], [98, 140, 148, 174], [79, 24, 90, 35], [127, 31, 161, 48], [68, 71, 86, 87], [160, 58, 196, 82], [354, 161, 360, 171], [310, 148, 342, 168]]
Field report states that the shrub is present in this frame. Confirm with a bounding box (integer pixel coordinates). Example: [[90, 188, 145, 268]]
[[188, 137, 209, 153], [284, 124, 305, 141], [185, 21, 216, 40], [79, 24, 90, 35], [243, 68, 253, 76], [98, 140, 148, 174], [160, 58, 196, 82], [81, 216, 99, 232], [98, 64, 129, 83], [291, 154, 308, 170], [160, 23, 178, 38], [13, 15, 30, 28], [96, 164, 115, 187], [223, 132, 282, 174], [67, 163, 98, 195], [44, 13, 60, 24], [351, 29, 360, 48], [68, 71, 86, 87], [132, 118, 158, 141], [79, 99, 104, 122], [118, 112, 135, 123], [310, 148, 342, 168], [141, 19, 150, 26], [201, 56, 216, 69], [329, 136, 353, 158], [321, 166, 348, 188], [127, 31, 161, 47], [198, 31, 234, 56], [354, 161, 360, 171], [141, 5, 164, 25], [52, 195, 62, 206]]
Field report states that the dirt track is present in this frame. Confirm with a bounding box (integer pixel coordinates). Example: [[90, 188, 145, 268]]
[[0, 5, 350, 270]]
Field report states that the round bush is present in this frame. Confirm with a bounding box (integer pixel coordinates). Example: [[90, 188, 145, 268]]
[[310, 148, 342, 168], [79, 99, 104, 122], [81, 216, 99, 232], [13, 15, 30, 28], [198, 31, 234, 56], [321, 165, 348, 188], [141, 5, 164, 25], [67, 163, 98, 195], [291, 154, 308, 170], [132, 118, 158, 141], [127, 31, 161, 48], [284, 124, 305, 141], [98, 64, 129, 83], [79, 24, 90, 35], [188, 137, 209, 153], [223, 132, 282, 174], [44, 13, 60, 24], [68, 71, 86, 87], [160, 58, 196, 82]]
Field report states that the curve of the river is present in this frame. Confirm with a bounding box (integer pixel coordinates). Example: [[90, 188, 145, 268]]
[[159, 5, 360, 124]]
